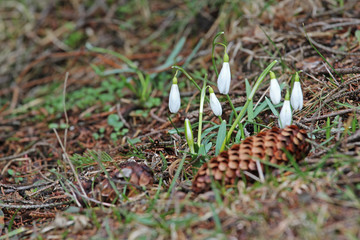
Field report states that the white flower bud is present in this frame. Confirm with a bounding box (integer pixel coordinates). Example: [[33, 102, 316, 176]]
[[290, 81, 303, 111], [279, 100, 292, 128], [269, 71, 281, 105], [217, 62, 231, 94], [209, 91, 222, 116], [169, 77, 180, 113]]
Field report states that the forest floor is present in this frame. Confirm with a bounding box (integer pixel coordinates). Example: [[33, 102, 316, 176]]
[[0, 0, 360, 239]]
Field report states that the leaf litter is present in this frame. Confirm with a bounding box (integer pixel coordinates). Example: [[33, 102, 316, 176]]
[[0, 0, 359, 239]]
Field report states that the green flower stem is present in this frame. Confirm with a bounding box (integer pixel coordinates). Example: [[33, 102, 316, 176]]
[[198, 77, 207, 147], [226, 94, 238, 118], [219, 60, 278, 152], [211, 32, 225, 77], [172, 66, 201, 92]]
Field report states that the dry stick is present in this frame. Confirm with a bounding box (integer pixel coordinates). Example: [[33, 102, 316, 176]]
[[315, 66, 360, 75], [0, 201, 72, 209], [308, 77, 350, 130], [322, 20, 360, 30], [149, 108, 166, 123], [0, 181, 56, 193], [325, 89, 360, 104], [57, 72, 89, 205], [243, 171, 261, 182], [0, 148, 36, 161], [347, 130, 360, 143], [324, 75, 360, 100], [301, 108, 360, 123], [63, 176, 115, 207], [53, 128, 87, 201], [336, 117, 343, 141], [256, 160, 265, 183], [306, 33, 360, 56], [27, 181, 59, 197], [116, 103, 131, 128], [67, 185, 83, 208], [323, 63, 339, 86], [63, 72, 69, 151], [1, 157, 30, 176]]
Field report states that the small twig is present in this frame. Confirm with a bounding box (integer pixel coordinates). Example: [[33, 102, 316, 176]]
[[63, 72, 69, 151], [68, 186, 83, 208], [53, 128, 88, 200], [304, 30, 360, 56], [0, 148, 35, 161], [256, 160, 265, 183], [243, 171, 261, 182], [315, 66, 360, 75], [300, 108, 360, 123], [0, 181, 56, 194], [1, 157, 31, 176], [348, 130, 360, 143], [325, 89, 360, 104], [323, 63, 339, 86], [293, 121, 310, 130], [0, 141, 59, 162], [336, 117, 342, 141], [150, 108, 166, 123], [322, 20, 360, 30], [116, 103, 131, 128], [27, 181, 59, 197], [0, 201, 72, 209]]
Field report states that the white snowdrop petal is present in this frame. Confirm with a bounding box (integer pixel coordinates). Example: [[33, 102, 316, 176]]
[[290, 82, 303, 110], [217, 62, 231, 94], [278, 100, 292, 128], [169, 84, 180, 113], [270, 78, 281, 105], [209, 92, 222, 116]]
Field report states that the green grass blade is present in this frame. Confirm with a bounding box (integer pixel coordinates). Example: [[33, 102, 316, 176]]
[[215, 120, 227, 155]]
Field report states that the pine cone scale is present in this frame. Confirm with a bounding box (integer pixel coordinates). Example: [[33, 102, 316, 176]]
[[192, 125, 310, 193]]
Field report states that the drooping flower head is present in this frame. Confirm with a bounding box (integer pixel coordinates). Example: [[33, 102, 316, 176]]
[[279, 88, 292, 128], [217, 52, 231, 94], [169, 76, 180, 113], [209, 87, 222, 116], [269, 71, 281, 105], [290, 72, 303, 111]]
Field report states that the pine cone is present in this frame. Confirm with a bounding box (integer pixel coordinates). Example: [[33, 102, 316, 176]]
[[115, 161, 154, 186], [192, 125, 310, 193]]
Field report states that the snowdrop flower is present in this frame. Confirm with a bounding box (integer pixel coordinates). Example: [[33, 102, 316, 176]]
[[169, 76, 180, 113], [290, 72, 303, 111], [278, 89, 292, 128], [209, 87, 222, 116], [184, 118, 195, 154], [269, 71, 281, 105], [217, 53, 231, 94]]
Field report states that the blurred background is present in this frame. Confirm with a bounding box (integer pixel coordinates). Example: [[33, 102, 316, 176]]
[[0, 0, 359, 149], [2, 0, 358, 111]]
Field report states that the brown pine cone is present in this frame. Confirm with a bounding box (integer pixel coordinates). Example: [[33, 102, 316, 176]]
[[115, 161, 154, 186], [192, 125, 310, 193]]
